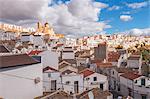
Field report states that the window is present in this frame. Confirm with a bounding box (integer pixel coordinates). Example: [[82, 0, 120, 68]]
[[66, 81, 70, 85], [134, 80, 137, 83], [114, 81, 116, 90], [86, 77, 90, 81], [100, 83, 103, 90], [112, 71, 114, 75], [141, 79, 145, 86], [93, 77, 97, 81], [141, 95, 147, 99], [118, 86, 120, 91], [51, 80, 56, 91], [48, 73, 51, 77], [74, 81, 79, 93]]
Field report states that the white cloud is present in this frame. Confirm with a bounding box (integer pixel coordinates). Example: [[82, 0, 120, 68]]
[[120, 15, 133, 22], [108, 6, 120, 11], [93, 2, 108, 8], [121, 28, 150, 36], [127, 1, 148, 9], [122, 11, 131, 14], [38, 0, 111, 37], [0, 0, 110, 37]]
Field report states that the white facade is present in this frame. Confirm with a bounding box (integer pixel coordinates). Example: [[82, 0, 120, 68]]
[[21, 35, 34, 43], [43, 71, 61, 92], [120, 76, 150, 99], [0, 63, 43, 99], [0, 31, 17, 40], [134, 76, 150, 87], [33, 35, 45, 46], [84, 73, 108, 91], [61, 73, 84, 94], [76, 58, 89, 66], [127, 57, 142, 69], [62, 51, 75, 59], [39, 50, 59, 69]]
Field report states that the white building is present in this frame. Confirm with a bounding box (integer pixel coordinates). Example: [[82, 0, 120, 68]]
[[80, 68, 108, 91], [21, 34, 34, 43], [33, 35, 45, 47], [61, 71, 84, 94], [39, 50, 59, 69], [120, 72, 150, 99], [0, 54, 43, 99], [62, 47, 75, 59], [127, 55, 142, 69], [0, 31, 17, 40], [21, 35, 45, 47], [43, 66, 62, 92]]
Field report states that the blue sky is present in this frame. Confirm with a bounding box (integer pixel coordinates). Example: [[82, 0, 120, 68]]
[[49, 0, 149, 34], [96, 0, 149, 34]]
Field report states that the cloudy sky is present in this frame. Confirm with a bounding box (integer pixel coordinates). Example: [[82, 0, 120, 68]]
[[0, 0, 149, 37]]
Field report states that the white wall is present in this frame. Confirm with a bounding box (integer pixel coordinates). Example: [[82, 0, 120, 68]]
[[76, 58, 88, 66], [134, 76, 150, 87], [21, 35, 33, 43], [43, 72, 61, 92], [62, 52, 75, 59], [62, 73, 84, 94], [39, 50, 59, 69], [33, 36, 45, 46], [0, 63, 43, 99], [127, 57, 142, 69], [120, 76, 133, 88], [84, 73, 108, 91]]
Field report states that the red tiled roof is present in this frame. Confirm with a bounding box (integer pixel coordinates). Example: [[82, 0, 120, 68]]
[[128, 55, 140, 60], [98, 42, 107, 46], [108, 58, 118, 62], [28, 50, 43, 55], [108, 51, 120, 59], [121, 72, 141, 80], [80, 69, 95, 77], [108, 52, 120, 62], [96, 62, 113, 68], [91, 59, 103, 63], [43, 66, 58, 72], [56, 44, 64, 47]]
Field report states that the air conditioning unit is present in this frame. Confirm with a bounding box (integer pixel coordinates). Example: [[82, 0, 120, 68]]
[[34, 77, 41, 84]]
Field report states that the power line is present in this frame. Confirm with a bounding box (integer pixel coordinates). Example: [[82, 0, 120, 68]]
[[0, 72, 94, 89]]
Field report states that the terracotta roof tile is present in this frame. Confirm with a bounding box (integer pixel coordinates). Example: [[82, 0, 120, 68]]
[[115, 68, 133, 73], [28, 50, 43, 55], [76, 88, 112, 99], [121, 72, 141, 80], [80, 69, 95, 77], [91, 59, 103, 63], [96, 63, 113, 68], [128, 55, 141, 60]]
